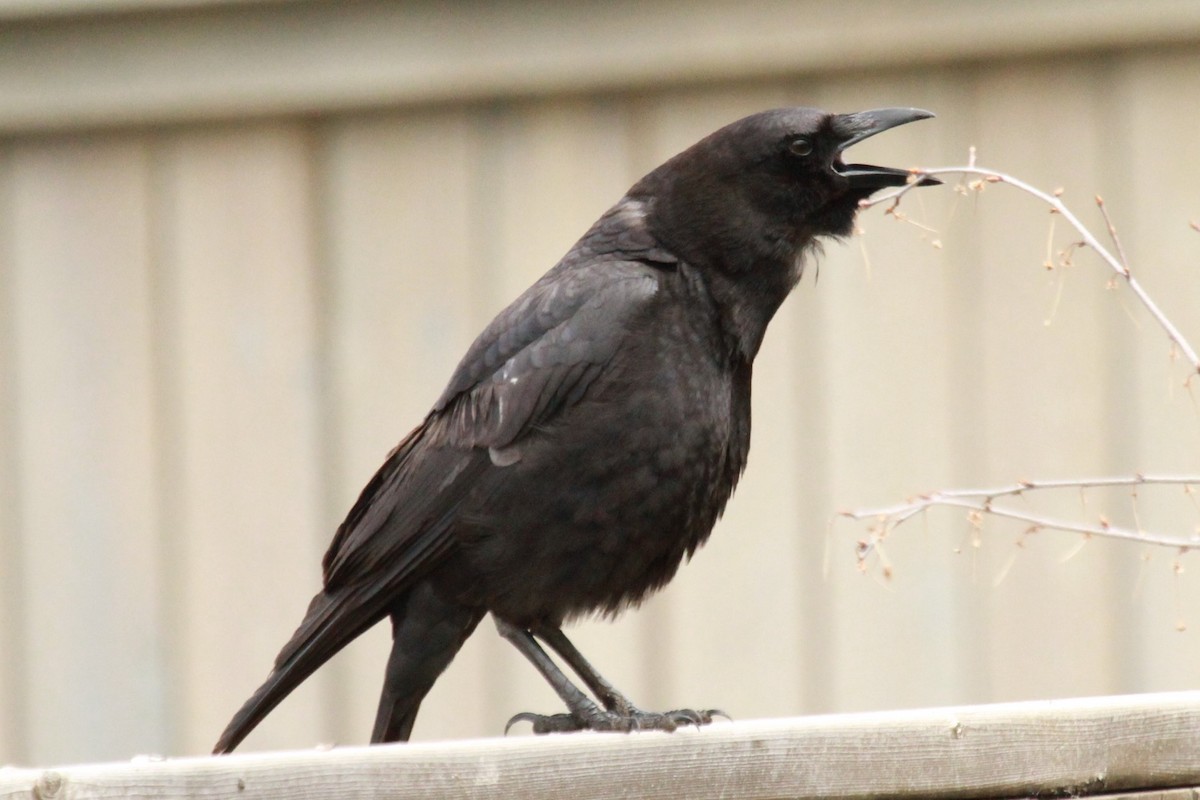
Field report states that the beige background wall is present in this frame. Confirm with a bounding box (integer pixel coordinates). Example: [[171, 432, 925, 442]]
[[1, 0, 1199, 767]]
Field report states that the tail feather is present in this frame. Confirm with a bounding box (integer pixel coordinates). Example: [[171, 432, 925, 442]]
[[213, 589, 389, 754]]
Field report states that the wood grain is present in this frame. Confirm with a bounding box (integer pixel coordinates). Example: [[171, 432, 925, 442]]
[[3, 692, 1200, 799]]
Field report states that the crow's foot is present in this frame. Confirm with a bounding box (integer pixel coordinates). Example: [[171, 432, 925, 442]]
[[505, 707, 727, 735]]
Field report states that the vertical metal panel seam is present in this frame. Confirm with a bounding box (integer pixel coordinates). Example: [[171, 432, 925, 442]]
[[1100, 51, 1151, 692], [619, 94, 678, 705], [145, 128, 188, 755], [464, 99, 512, 727], [944, 64, 993, 704], [0, 138, 29, 766], [784, 76, 837, 715], [1089, 50, 1134, 696], [302, 114, 348, 741]]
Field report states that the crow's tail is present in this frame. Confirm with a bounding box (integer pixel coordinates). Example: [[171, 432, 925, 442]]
[[213, 588, 388, 754]]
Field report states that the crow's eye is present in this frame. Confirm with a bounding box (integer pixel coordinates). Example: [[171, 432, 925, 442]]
[[788, 137, 814, 157]]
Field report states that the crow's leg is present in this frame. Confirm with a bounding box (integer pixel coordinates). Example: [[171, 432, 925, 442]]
[[495, 618, 611, 733], [536, 624, 724, 729], [497, 618, 724, 734], [372, 582, 484, 743]]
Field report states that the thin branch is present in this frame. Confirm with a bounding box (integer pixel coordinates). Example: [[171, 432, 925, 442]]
[[868, 166, 1200, 376], [845, 475, 1200, 563], [1096, 195, 1132, 271], [846, 166, 1200, 564]]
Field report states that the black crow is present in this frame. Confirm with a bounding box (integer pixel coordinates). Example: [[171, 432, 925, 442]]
[[214, 106, 937, 751]]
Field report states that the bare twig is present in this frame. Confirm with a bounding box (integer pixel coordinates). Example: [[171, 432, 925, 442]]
[[845, 475, 1200, 564], [868, 166, 1200, 376], [846, 165, 1200, 567], [1096, 196, 1132, 271]]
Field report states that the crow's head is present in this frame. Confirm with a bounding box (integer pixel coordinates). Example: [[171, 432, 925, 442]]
[[631, 106, 937, 359], [636, 106, 937, 272]]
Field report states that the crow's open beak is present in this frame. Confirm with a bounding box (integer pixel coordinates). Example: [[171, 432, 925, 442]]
[[832, 107, 940, 190]]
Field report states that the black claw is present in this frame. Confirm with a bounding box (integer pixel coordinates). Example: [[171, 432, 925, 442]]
[[506, 711, 588, 735], [668, 709, 702, 727], [504, 711, 539, 735], [504, 705, 725, 736], [666, 708, 727, 729]]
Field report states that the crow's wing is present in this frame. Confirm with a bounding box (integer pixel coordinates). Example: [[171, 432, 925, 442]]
[[434, 261, 662, 450], [320, 252, 670, 591]]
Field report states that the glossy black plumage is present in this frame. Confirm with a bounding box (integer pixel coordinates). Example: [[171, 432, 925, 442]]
[[214, 106, 936, 752]]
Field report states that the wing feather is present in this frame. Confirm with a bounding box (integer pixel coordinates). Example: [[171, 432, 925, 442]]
[[436, 264, 661, 451], [322, 199, 673, 594]]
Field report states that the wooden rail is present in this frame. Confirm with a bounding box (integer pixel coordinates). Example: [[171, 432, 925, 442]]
[[2, 691, 1199, 799]]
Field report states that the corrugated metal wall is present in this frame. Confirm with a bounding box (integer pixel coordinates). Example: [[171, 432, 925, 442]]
[[1, 1, 1199, 767]]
